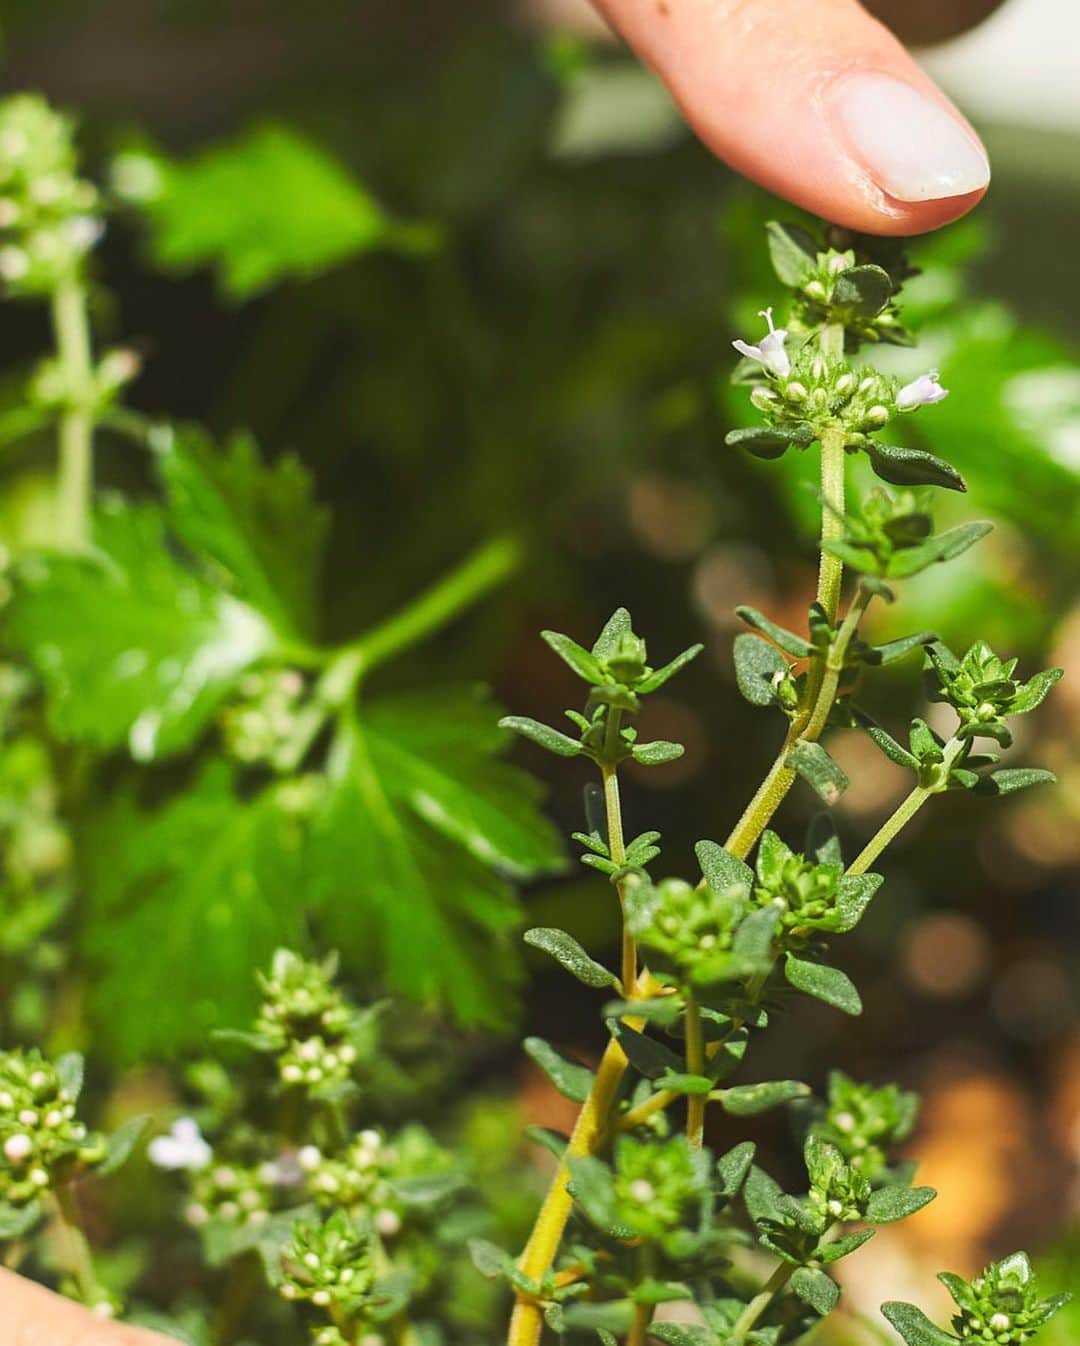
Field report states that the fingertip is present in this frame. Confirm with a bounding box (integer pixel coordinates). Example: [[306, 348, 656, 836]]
[[595, 0, 990, 236]]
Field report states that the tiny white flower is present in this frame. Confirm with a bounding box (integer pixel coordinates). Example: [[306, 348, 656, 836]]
[[3, 1133, 33, 1164], [989, 1314, 1010, 1332], [312, 1290, 331, 1307], [833, 1111, 856, 1133], [827, 1198, 844, 1217], [0, 245, 29, 280], [297, 1144, 322, 1172], [148, 1117, 212, 1172], [896, 369, 949, 411], [628, 1179, 655, 1203], [375, 1208, 402, 1237], [732, 308, 791, 378], [18, 1110, 38, 1127], [30, 1167, 49, 1187], [65, 214, 105, 251]]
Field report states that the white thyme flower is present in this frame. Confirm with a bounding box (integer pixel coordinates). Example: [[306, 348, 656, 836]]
[[732, 307, 791, 378], [896, 369, 949, 411], [148, 1117, 212, 1172]]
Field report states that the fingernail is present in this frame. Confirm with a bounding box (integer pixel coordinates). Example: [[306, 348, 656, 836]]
[[832, 74, 990, 203]]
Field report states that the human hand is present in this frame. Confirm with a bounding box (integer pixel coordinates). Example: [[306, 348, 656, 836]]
[[591, 0, 1004, 233], [0, 1269, 166, 1346]]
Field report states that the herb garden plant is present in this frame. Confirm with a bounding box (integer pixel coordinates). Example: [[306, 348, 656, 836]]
[[0, 93, 1072, 1346]]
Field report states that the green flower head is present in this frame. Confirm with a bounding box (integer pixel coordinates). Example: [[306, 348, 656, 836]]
[[941, 1252, 1070, 1344], [612, 1134, 703, 1241], [814, 1071, 919, 1183]]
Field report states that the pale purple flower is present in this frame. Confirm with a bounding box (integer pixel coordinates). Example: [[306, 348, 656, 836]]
[[148, 1117, 212, 1172], [896, 370, 949, 411], [732, 308, 791, 378]]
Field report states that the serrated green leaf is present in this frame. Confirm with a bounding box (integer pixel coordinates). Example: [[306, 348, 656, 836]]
[[784, 955, 862, 1015], [7, 502, 279, 762], [153, 424, 328, 638], [524, 927, 617, 988], [863, 442, 966, 492], [305, 697, 561, 1033], [523, 1038, 595, 1102], [364, 688, 565, 879], [880, 1302, 958, 1346], [733, 634, 789, 707], [786, 741, 849, 805], [84, 763, 308, 1059], [735, 606, 814, 658], [631, 740, 685, 765], [499, 716, 583, 757], [791, 1265, 840, 1315], [865, 1184, 936, 1224], [720, 1080, 810, 1116], [541, 629, 606, 683], [126, 123, 424, 297]]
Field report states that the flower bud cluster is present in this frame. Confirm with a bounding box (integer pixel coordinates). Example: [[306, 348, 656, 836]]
[[926, 642, 1063, 748], [611, 1135, 701, 1241], [0, 95, 102, 295], [752, 834, 843, 942], [254, 949, 360, 1091], [302, 1130, 402, 1235], [813, 1071, 918, 1182], [749, 344, 899, 442], [0, 1049, 102, 1204], [221, 669, 306, 766], [29, 346, 140, 416], [804, 1136, 870, 1233], [184, 1159, 272, 1229], [789, 246, 910, 346], [628, 875, 743, 989], [279, 1209, 375, 1315], [944, 1253, 1068, 1344]]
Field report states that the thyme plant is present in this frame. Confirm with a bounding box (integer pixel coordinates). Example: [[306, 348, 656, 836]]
[[489, 221, 1069, 1346], [0, 91, 1072, 1346]]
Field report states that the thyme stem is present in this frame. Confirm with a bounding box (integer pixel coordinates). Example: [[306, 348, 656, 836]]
[[51, 276, 95, 550]]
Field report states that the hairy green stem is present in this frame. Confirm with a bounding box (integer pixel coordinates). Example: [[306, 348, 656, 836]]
[[684, 998, 706, 1147], [51, 276, 95, 550], [352, 534, 521, 677], [510, 749, 639, 1346], [731, 1260, 796, 1342], [847, 738, 964, 876], [274, 536, 520, 772]]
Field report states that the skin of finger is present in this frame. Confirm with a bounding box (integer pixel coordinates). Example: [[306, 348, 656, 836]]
[[0, 1270, 167, 1346], [591, 0, 988, 234]]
